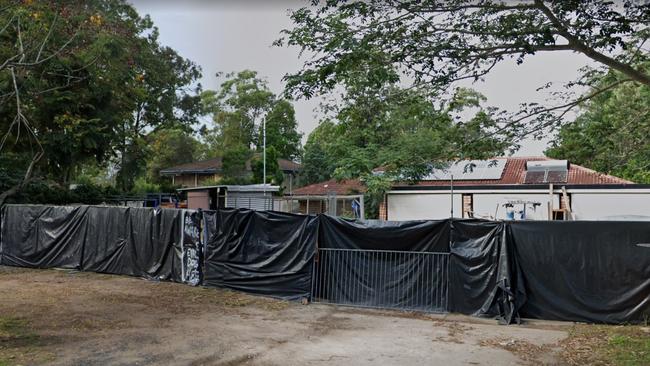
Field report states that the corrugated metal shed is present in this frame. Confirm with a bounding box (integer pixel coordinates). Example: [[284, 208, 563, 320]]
[[178, 184, 279, 211], [226, 191, 274, 211]]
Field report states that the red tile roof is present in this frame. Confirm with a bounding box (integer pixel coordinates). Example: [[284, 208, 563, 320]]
[[292, 157, 634, 195], [292, 179, 366, 196], [403, 157, 633, 187]]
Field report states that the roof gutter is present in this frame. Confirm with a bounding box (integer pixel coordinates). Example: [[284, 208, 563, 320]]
[[159, 169, 218, 175]]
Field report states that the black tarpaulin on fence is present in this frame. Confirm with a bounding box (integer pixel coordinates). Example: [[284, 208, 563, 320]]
[[509, 221, 650, 323], [318, 215, 450, 252], [0, 205, 183, 282], [449, 220, 525, 324], [3, 203, 650, 324], [80, 206, 183, 281], [315, 216, 450, 311], [202, 209, 318, 300], [0, 205, 88, 269]]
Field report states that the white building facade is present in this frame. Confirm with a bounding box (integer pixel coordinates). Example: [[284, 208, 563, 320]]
[[383, 158, 649, 221]]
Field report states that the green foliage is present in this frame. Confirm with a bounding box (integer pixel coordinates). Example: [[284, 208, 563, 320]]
[[0, 153, 28, 191], [362, 173, 392, 219], [277, 0, 650, 148], [201, 70, 302, 160], [546, 65, 650, 183], [201, 70, 275, 152], [146, 128, 201, 184], [201, 70, 302, 184], [131, 177, 161, 195], [220, 144, 253, 184], [300, 120, 338, 185], [293, 45, 509, 218], [1, 152, 118, 205], [279, 1, 650, 92], [252, 146, 284, 187], [3, 179, 119, 206], [258, 99, 302, 160], [0, 0, 202, 198], [300, 84, 509, 183]]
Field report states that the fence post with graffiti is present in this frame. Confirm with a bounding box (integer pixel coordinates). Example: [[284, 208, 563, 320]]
[[181, 210, 202, 286]]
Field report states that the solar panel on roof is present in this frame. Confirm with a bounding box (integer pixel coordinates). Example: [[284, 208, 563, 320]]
[[523, 171, 547, 184], [422, 159, 506, 181], [546, 171, 568, 183]]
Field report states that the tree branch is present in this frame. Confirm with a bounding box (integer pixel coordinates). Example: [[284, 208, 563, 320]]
[[36, 11, 59, 63], [534, 0, 650, 86], [470, 77, 634, 146]]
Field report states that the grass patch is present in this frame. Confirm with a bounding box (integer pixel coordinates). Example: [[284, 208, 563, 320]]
[[0, 317, 37, 345], [606, 331, 650, 366], [562, 324, 650, 366], [0, 317, 50, 366]]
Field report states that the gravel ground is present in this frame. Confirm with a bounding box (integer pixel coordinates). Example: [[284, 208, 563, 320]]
[[0, 266, 571, 366]]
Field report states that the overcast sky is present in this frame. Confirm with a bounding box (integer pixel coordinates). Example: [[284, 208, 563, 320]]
[[130, 0, 595, 156]]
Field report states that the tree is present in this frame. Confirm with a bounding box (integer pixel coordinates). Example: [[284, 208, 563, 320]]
[[202, 70, 302, 157], [201, 70, 303, 182], [201, 70, 275, 152], [301, 120, 338, 185], [546, 64, 650, 183], [251, 146, 284, 186], [220, 144, 252, 185], [110, 18, 202, 191], [302, 87, 509, 173], [0, 0, 202, 201], [276, 0, 650, 140], [256, 99, 302, 160], [0, 0, 97, 204], [146, 128, 202, 184], [292, 39, 509, 217], [298, 44, 510, 180]]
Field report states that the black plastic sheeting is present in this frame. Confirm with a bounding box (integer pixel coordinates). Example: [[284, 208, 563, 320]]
[[509, 221, 650, 323], [202, 209, 318, 300], [449, 220, 525, 324], [315, 216, 450, 311], [2, 204, 650, 324], [319, 216, 450, 252], [315, 216, 650, 324], [0, 205, 87, 269], [0, 205, 183, 282]]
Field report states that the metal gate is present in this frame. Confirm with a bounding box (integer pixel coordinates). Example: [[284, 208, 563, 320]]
[[311, 248, 449, 312]]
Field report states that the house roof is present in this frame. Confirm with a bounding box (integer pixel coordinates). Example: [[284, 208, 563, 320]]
[[277, 158, 302, 172], [292, 179, 366, 196], [160, 157, 301, 175], [396, 157, 633, 187], [177, 184, 279, 192], [160, 158, 223, 175], [291, 157, 634, 195]]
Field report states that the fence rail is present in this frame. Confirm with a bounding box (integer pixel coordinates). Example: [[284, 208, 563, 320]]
[[311, 248, 449, 313]]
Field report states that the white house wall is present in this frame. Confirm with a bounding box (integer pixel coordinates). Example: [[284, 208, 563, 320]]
[[386, 189, 650, 221], [387, 193, 463, 220], [571, 193, 650, 220], [472, 193, 558, 220]]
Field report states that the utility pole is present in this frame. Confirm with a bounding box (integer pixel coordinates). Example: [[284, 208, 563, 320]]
[[450, 174, 454, 218], [263, 117, 267, 207]]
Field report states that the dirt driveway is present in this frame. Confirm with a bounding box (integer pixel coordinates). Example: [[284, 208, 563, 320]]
[[0, 266, 571, 365]]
